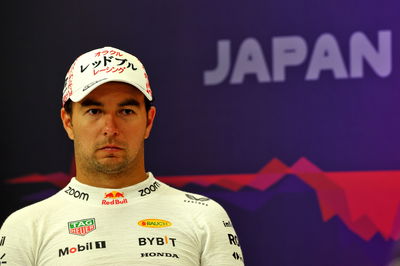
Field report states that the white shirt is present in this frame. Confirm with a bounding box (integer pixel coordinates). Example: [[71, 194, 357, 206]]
[[0, 173, 244, 265]]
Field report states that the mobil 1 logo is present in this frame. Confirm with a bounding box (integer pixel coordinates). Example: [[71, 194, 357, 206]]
[[59, 241, 106, 257]]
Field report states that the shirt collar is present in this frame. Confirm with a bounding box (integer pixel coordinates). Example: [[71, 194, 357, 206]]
[[61, 172, 163, 206]]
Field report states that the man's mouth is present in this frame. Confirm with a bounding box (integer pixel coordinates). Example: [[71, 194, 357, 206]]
[[99, 145, 123, 151]]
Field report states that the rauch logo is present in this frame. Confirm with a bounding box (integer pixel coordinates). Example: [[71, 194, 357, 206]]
[[102, 191, 128, 205], [138, 219, 172, 228], [68, 218, 96, 236]]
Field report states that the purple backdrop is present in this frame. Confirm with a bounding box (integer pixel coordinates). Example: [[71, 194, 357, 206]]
[[1, 1, 399, 265]]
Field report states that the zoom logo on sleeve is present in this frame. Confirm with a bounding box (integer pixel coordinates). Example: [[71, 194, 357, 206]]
[[139, 181, 161, 196], [64, 186, 89, 201]]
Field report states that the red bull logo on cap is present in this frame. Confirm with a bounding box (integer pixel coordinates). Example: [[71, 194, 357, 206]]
[[102, 191, 128, 205]]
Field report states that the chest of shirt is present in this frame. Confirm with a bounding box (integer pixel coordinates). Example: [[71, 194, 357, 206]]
[[35, 208, 202, 266]]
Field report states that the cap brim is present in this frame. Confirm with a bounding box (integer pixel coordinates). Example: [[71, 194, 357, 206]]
[[69, 78, 153, 103]]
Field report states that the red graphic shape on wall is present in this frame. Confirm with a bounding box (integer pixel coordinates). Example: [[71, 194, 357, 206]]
[[6, 157, 400, 241], [158, 157, 400, 241]]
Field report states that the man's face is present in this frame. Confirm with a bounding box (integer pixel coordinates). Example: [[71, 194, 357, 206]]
[[61, 82, 156, 176]]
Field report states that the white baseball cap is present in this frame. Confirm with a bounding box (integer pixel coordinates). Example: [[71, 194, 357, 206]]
[[62, 46, 153, 106]]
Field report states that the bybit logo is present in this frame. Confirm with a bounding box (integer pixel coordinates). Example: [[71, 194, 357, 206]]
[[138, 236, 177, 247]]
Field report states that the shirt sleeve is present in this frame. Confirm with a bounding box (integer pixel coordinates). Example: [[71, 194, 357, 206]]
[[0, 210, 37, 266], [199, 201, 244, 266]]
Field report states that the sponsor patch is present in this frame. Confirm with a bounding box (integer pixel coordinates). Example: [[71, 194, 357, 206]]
[[138, 219, 172, 228], [68, 218, 96, 236], [102, 191, 128, 205], [64, 186, 89, 201], [223, 220, 233, 228], [58, 241, 106, 257], [141, 252, 179, 259], [228, 233, 240, 247], [184, 194, 209, 206], [138, 236, 177, 247], [232, 251, 244, 261], [139, 181, 161, 196]]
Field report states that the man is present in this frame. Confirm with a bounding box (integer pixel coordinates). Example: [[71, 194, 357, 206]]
[[0, 47, 244, 265]]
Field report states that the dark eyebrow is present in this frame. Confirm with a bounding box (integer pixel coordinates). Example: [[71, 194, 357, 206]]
[[79, 98, 141, 108], [118, 99, 141, 107], [80, 99, 103, 107]]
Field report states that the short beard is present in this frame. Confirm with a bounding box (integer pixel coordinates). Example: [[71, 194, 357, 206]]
[[89, 157, 132, 175], [74, 138, 137, 177]]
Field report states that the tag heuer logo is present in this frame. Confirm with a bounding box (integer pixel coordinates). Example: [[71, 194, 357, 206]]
[[68, 218, 96, 236]]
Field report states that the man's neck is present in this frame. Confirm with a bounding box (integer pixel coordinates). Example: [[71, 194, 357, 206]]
[[75, 170, 149, 189]]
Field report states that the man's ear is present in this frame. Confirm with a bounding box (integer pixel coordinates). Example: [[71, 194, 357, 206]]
[[144, 106, 156, 139], [60, 108, 75, 140]]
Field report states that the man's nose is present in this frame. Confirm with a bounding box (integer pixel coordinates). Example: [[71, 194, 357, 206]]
[[103, 114, 120, 136]]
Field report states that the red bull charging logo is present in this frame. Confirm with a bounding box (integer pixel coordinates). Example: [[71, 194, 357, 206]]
[[102, 191, 128, 205]]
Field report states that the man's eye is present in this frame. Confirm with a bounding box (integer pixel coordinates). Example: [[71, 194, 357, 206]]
[[121, 109, 134, 115], [87, 109, 101, 115]]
